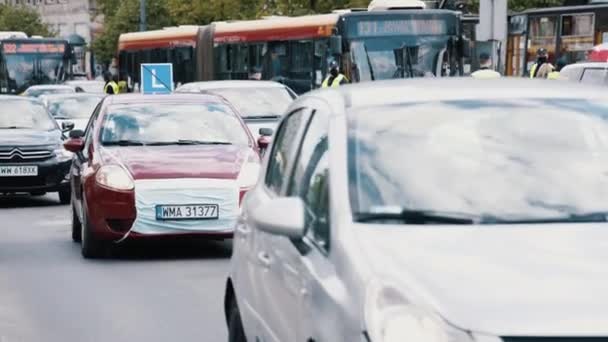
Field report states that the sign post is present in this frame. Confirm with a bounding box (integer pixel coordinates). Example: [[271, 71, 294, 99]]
[[140, 63, 173, 95]]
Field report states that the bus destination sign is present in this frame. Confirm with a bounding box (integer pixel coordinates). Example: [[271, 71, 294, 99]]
[[355, 19, 448, 37], [2, 43, 65, 54]]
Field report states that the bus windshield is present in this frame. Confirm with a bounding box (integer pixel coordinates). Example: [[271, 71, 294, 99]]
[[351, 36, 453, 80], [344, 13, 461, 80], [1, 41, 70, 94]]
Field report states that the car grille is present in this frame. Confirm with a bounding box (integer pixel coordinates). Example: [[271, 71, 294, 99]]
[[503, 338, 608, 342], [0, 147, 53, 163]]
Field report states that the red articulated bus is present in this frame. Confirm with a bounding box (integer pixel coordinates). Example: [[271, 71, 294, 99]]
[[119, 7, 465, 94]]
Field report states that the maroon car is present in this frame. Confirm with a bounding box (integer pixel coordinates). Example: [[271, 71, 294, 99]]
[[63, 94, 271, 258]]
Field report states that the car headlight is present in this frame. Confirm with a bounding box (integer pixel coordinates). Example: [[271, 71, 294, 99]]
[[365, 281, 473, 342], [54, 146, 73, 161], [95, 165, 134, 191]]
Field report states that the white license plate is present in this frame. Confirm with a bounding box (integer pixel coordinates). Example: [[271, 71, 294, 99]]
[[155, 204, 219, 220], [0, 165, 38, 177]]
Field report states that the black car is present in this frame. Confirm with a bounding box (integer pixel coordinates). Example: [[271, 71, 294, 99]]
[[0, 96, 73, 203]]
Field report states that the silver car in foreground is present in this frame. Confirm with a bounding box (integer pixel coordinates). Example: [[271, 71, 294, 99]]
[[225, 78, 608, 342]]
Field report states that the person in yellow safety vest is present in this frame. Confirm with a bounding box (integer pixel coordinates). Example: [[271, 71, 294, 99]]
[[548, 58, 567, 80], [322, 60, 349, 88], [471, 53, 501, 79], [103, 72, 119, 95], [529, 48, 554, 79]]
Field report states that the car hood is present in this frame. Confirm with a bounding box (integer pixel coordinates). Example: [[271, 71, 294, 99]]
[[57, 118, 89, 132], [0, 129, 61, 147], [356, 224, 608, 336], [244, 118, 280, 140], [100, 145, 251, 180]]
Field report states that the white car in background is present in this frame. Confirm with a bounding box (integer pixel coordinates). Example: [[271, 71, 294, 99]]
[[39, 93, 105, 131], [559, 62, 608, 86], [64, 80, 107, 94], [175, 81, 296, 140]]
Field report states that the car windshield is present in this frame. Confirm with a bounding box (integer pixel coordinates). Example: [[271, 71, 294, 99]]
[[0, 99, 55, 130], [99, 102, 251, 146], [47, 96, 103, 119], [348, 98, 608, 223], [207, 87, 294, 118]]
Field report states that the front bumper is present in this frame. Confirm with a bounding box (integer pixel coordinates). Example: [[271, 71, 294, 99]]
[[0, 158, 71, 193], [86, 178, 237, 242]]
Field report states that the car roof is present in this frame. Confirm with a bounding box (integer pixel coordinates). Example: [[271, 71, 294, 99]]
[[65, 80, 105, 84], [306, 78, 608, 110], [103, 93, 230, 106], [178, 80, 288, 91], [40, 93, 105, 100], [26, 85, 75, 90], [0, 95, 41, 102], [562, 62, 608, 70]]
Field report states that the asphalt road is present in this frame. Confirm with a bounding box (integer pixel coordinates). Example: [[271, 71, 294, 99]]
[[0, 193, 231, 342]]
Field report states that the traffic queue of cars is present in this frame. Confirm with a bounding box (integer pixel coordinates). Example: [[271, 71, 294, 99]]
[[5, 76, 608, 341]]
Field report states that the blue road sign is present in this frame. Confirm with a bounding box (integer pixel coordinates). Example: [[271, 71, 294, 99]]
[[140, 63, 173, 94]]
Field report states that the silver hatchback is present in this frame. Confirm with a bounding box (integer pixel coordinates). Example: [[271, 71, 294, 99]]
[[225, 78, 608, 342]]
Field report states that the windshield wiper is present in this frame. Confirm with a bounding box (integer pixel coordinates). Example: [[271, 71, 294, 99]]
[[363, 43, 376, 81], [480, 212, 608, 225], [354, 209, 475, 225], [146, 140, 233, 146], [103, 140, 145, 146], [0, 126, 31, 129], [244, 115, 281, 120]]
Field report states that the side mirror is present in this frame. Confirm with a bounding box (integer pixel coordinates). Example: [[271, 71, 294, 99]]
[[251, 197, 305, 238], [61, 121, 75, 132], [257, 135, 272, 151], [69, 129, 85, 139], [330, 35, 343, 55], [64, 138, 85, 153], [259, 127, 273, 137]]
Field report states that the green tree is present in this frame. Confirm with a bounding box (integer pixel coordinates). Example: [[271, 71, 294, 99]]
[[92, 0, 173, 64], [0, 5, 54, 37]]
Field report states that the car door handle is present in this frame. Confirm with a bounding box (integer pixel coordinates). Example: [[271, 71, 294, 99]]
[[257, 251, 273, 268]]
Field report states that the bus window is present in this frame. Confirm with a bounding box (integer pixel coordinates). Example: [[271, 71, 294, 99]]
[[264, 42, 288, 80], [289, 40, 313, 93], [527, 16, 557, 67], [232, 44, 249, 80], [173, 47, 194, 85], [215, 45, 231, 79], [560, 13, 595, 63], [249, 43, 266, 71], [314, 39, 329, 87]]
